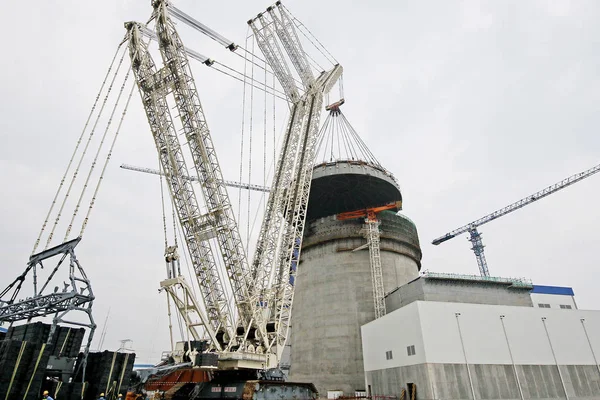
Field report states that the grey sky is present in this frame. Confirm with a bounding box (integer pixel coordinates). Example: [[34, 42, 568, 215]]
[[1, 0, 599, 363]]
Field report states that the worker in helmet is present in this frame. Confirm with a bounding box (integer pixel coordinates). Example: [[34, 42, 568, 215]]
[[118, 395, 123, 399], [99, 393, 106, 400], [42, 391, 54, 400]]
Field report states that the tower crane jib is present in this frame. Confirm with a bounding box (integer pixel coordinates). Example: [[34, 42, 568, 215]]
[[432, 162, 600, 276]]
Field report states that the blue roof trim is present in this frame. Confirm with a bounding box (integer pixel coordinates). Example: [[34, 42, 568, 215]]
[[532, 285, 574, 296]]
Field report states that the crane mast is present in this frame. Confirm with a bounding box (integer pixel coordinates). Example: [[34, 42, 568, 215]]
[[150, 1, 255, 338], [125, 20, 234, 349], [125, 0, 341, 366], [247, 2, 342, 360], [432, 162, 600, 276]]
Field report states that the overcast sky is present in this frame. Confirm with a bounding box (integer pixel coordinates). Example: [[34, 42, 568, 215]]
[[1, 0, 599, 363]]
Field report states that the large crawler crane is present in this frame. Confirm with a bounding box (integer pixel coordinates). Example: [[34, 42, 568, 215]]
[[126, 0, 341, 369]]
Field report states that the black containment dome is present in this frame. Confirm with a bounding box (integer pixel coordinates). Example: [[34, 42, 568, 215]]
[[306, 160, 402, 221]]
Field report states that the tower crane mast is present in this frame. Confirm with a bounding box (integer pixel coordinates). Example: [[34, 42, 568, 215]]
[[432, 162, 600, 277], [337, 201, 403, 319]]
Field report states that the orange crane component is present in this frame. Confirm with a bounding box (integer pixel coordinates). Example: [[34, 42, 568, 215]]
[[336, 200, 402, 319], [336, 200, 402, 222]]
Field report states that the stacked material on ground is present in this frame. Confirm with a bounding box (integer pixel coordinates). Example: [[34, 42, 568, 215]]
[[0, 338, 51, 399], [74, 350, 136, 400], [5, 321, 85, 358]]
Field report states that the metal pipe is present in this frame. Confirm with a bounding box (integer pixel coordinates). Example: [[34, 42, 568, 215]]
[[500, 315, 524, 400], [166, 292, 174, 352], [455, 313, 477, 400], [541, 317, 569, 399], [580, 318, 600, 378], [33, 265, 38, 297]]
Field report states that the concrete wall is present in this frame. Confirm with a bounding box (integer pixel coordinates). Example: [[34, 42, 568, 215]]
[[366, 363, 600, 399], [362, 301, 600, 399], [531, 292, 578, 310], [289, 214, 421, 396], [386, 277, 533, 313]]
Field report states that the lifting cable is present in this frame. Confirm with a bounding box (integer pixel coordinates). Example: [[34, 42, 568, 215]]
[[263, 52, 268, 214], [66, 57, 132, 241], [211, 61, 287, 101], [237, 29, 250, 226], [273, 72, 277, 177], [167, 3, 299, 90], [159, 161, 169, 251], [340, 112, 380, 166], [32, 42, 124, 254], [141, 9, 292, 101], [79, 78, 136, 238], [282, 4, 337, 65], [45, 44, 129, 250], [247, 36, 256, 252], [171, 193, 178, 249]]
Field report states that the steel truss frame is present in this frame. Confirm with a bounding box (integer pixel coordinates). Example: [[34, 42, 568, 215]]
[[248, 2, 342, 360], [126, 0, 341, 366], [125, 21, 233, 350], [0, 237, 96, 381], [362, 220, 386, 319]]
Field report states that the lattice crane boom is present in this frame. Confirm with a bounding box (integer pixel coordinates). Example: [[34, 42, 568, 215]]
[[432, 162, 600, 276], [151, 0, 255, 342], [124, 0, 342, 365], [247, 6, 343, 359], [267, 2, 315, 89], [125, 20, 231, 349], [249, 14, 300, 103], [268, 68, 342, 355]]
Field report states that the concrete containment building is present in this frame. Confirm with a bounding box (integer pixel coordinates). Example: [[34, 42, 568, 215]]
[[288, 157, 422, 395], [362, 273, 600, 400]]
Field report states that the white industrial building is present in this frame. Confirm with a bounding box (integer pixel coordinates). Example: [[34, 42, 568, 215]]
[[361, 273, 600, 400]]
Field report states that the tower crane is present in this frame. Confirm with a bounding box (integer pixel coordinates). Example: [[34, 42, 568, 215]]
[[125, 0, 341, 368], [432, 162, 600, 277], [337, 201, 403, 319]]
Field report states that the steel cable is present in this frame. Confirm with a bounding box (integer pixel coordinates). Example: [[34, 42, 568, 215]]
[[159, 161, 169, 250], [44, 44, 128, 249], [32, 42, 124, 254], [237, 30, 250, 227], [247, 37, 256, 252], [67, 60, 132, 240], [78, 73, 135, 238]]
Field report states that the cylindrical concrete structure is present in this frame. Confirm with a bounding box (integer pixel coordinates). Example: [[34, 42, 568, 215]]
[[289, 210, 422, 396]]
